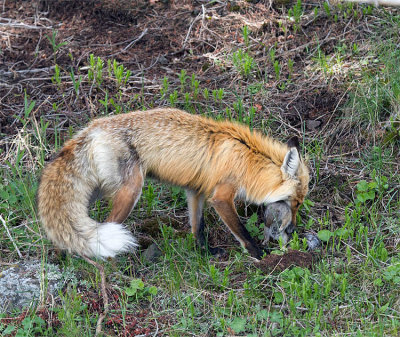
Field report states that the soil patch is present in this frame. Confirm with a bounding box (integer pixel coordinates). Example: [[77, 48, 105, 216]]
[[256, 250, 316, 273]]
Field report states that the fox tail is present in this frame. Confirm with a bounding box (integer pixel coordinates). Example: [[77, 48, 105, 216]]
[[37, 140, 137, 258]]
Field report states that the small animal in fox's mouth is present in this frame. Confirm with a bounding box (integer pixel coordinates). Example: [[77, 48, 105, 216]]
[[262, 201, 294, 246], [262, 202, 322, 252]]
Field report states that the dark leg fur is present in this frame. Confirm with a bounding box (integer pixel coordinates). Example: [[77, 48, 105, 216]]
[[209, 184, 264, 260], [186, 189, 225, 256], [195, 215, 225, 257]]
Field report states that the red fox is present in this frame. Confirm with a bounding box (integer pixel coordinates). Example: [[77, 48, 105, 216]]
[[37, 108, 309, 260]]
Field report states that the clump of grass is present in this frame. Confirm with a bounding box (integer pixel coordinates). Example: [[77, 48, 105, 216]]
[[232, 49, 256, 78], [288, 0, 303, 33]]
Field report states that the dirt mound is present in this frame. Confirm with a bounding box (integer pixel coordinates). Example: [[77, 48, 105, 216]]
[[256, 250, 316, 273]]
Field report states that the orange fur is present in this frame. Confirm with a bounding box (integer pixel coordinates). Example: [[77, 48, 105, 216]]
[[37, 108, 309, 259]]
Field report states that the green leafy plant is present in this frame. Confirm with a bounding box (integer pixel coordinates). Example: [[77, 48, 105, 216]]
[[289, 232, 301, 250], [46, 30, 68, 63], [179, 69, 188, 92], [233, 97, 245, 123], [355, 175, 388, 204], [190, 74, 200, 99], [314, 45, 330, 74], [323, 1, 331, 18], [143, 182, 158, 215], [203, 88, 209, 100], [109, 98, 122, 114], [382, 260, 400, 284], [242, 25, 250, 47], [51, 64, 62, 87], [169, 90, 178, 107], [314, 7, 319, 18], [160, 76, 169, 98], [184, 92, 191, 110], [288, 0, 303, 33], [207, 264, 231, 291], [228, 317, 247, 334], [232, 49, 255, 78], [69, 68, 82, 96], [88, 54, 104, 85], [113, 59, 131, 87], [269, 47, 276, 63], [369, 241, 389, 262], [245, 213, 264, 240], [124, 279, 158, 300], [99, 90, 109, 114], [0, 316, 47, 336], [212, 88, 224, 103], [288, 58, 294, 77], [273, 60, 281, 80]]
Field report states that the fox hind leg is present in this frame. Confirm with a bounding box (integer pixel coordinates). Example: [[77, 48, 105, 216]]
[[186, 189, 206, 245], [107, 164, 144, 224], [186, 189, 225, 256]]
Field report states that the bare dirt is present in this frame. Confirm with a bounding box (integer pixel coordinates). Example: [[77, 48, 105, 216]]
[[256, 250, 316, 273]]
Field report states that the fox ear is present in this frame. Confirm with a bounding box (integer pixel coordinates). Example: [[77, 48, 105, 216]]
[[281, 147, 300, 178], [287, 136, 300, 151]]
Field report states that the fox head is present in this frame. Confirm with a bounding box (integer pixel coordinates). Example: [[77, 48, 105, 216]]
[[263, 136, 310, 230]]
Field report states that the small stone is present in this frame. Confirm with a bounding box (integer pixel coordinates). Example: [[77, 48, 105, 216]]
[[306, 119, 322, 131], [142, 243, 162, 262], [305, 233, 322, 251], [158, 55, 168, 65]]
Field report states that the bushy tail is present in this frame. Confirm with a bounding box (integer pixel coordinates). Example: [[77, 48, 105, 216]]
[[37, 141, 137, 258], [86, 222, 137, 258]]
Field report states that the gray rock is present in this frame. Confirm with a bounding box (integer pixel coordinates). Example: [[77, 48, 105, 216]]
[[142, 243, 162, 262], [0, 260, 75, 313], [305, 233, 322, 251], [306, 119, 322, 131], [158, 55, 169, 65]]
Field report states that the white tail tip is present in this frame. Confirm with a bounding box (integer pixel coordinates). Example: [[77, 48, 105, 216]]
[[88, 223, 137, 258]]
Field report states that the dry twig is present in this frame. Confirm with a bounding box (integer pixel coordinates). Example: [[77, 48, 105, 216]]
[[0, 17, 54, 29], [0, 214, 23, 259]]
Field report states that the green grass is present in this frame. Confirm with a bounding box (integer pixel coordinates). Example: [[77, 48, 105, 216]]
[[1, 2, 400, 336]]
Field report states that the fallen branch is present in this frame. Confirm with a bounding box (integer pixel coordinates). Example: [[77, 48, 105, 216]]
[[123, 28, 148, 51], [0, 18, 55, 30], [0, 66, 56, 77], [108, 28, 148, 58]]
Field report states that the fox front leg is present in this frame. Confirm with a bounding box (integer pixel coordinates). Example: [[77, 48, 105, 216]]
[[209, 184, 264, 260]]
